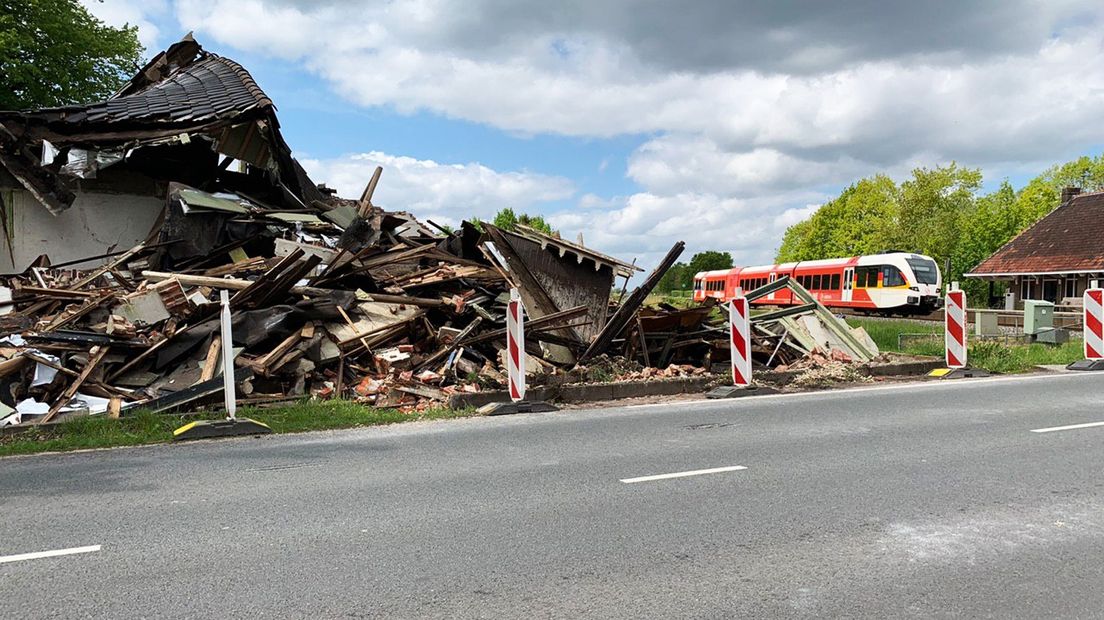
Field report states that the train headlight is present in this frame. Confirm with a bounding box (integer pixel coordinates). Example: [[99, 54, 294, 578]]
[[909, 286, 919, 291]]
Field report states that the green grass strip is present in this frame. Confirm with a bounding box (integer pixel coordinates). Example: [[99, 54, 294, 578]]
[[0, 401, 476, 458], [847, 317, 1083, 373]]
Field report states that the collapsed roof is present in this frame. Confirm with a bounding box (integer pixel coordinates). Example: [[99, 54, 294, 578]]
[[0, 34, 323, 215]]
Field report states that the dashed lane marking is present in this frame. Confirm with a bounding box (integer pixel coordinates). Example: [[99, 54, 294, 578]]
[[1031, 421, 1104, 434], [620, 465, 747, 484], [0, 545, 101, 564]]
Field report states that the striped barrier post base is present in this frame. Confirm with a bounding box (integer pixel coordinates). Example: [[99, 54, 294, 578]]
[[929, 286, 989, 379], [477, 288, 560, 415], [706, 293, 778, 398], [1068, 287, 1104, 371]]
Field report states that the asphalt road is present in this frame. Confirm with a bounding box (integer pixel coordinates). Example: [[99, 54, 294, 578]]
[[4, 373, 1104, 618]]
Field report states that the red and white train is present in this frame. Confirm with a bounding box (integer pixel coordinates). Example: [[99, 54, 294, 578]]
[[692, 251, 943, 314]]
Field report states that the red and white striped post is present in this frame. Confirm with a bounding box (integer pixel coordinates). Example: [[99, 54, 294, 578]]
[[506, 287, 525, 402], [730, 291, 752, 387], [1084, 283, 1103, 361], [945, 284, 967, 369]]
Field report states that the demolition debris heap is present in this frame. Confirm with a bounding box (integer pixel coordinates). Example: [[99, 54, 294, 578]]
[[0, 36, 878, 427]]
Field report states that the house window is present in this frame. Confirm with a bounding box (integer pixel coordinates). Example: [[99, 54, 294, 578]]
[[1021, 279, 1034, 300], [1065, 278, 1077, 299]]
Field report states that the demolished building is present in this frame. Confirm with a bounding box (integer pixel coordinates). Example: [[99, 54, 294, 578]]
[[0, 35, 884, 429], [0, 34, 323, 273]]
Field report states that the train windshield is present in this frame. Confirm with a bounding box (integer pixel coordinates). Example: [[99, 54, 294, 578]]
[[906, 258, 939, 284]]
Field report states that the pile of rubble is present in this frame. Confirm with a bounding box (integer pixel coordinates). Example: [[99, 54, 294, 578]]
[[0, 35, 696, 427], [0, 35, 887, 427], [0, 194, 698, 425], [613, 276, 881, 381]]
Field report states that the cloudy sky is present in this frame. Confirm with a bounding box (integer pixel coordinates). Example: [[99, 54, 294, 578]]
[[85, 0, 1104, 271]]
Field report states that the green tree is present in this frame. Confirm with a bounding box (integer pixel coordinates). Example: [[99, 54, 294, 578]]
[[775, 218, 812, 262], [776, 175, 898, 262], [891, 162, 982, 270], [953, 180, 1017, 301], [657, 261, 689, 293], [687, 251, 733, 277], [476, 207, 557, 235], [0, 0, 144, 110]]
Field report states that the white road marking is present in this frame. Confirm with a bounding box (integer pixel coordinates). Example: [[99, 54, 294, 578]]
[[0, 545, 101, 564], [1031, 421, 1104, 434], [620, 465, 747, 484]]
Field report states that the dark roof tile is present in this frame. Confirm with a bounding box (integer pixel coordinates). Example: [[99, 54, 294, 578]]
[[969, 191, 1104, 275], [12, 52, 272, 127]]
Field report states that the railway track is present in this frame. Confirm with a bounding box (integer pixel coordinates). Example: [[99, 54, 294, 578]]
[[832, 306, 1083, 330]]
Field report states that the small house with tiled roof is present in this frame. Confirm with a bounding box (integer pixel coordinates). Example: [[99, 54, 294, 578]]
[[966, 187, 1104, 307]]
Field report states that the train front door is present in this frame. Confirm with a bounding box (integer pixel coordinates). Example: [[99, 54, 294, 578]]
[[842, 267, 854, 303], [768, 273, 777, 300]]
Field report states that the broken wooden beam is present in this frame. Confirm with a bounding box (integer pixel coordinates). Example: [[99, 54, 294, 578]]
[[40, 345, 110, 423], [579, 240, 685, 362]]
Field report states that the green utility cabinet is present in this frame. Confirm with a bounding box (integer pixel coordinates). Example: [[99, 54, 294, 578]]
[[1023, 299, 1054, 335]]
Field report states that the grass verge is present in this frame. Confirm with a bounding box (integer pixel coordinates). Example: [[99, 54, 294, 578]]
[[847, 317, 1083, 373], [0, 400, 476, 458]]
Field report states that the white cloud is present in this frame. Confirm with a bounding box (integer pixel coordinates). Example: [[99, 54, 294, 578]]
[[550, 189, 833, 271], [299, 151, 575, 228], [81, 0, 167, 49], [82, 1, 1104, 267]]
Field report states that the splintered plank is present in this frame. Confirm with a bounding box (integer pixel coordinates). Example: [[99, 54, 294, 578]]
[[199, 335, 222, 382], [580, 241, 685, 362], [40, 346, 110, 423]]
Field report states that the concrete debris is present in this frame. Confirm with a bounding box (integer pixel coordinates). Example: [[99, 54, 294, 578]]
[[0, 169, 671, 425], [789, 362, 876, 389]]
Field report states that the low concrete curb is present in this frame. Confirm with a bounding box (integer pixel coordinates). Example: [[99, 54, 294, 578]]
[[452, 357, 946, 410], [449, 376, 717, 410]]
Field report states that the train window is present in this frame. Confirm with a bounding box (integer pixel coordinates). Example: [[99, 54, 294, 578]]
[[693, 279, 702, 291], [882, 266, 905, 287], [856, 266, 877, 287], [811, 274, 820, 290], [905, 257, 939, 284], [830, 274, 840, 290]]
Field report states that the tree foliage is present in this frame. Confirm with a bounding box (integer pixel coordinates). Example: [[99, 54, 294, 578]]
[[688, 250, 733, 276], [0, 0, 143, 110], [657, 251, 734, 293], [472, 207, 557, 235], [775, 156, 1103, 305]]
